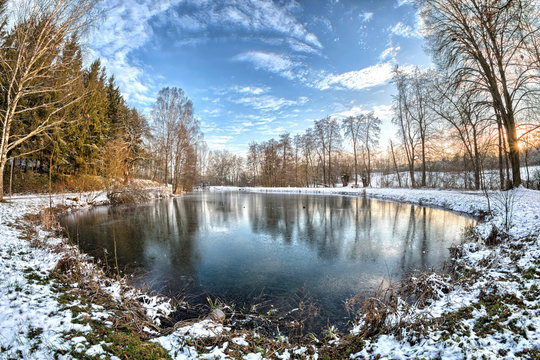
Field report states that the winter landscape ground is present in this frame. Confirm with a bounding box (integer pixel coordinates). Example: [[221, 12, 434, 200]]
[[0, 186, 539, 359]]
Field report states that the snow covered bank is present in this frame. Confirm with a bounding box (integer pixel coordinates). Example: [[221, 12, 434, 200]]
[[201, 186, 540, 359], [0, 192, 173, 359]]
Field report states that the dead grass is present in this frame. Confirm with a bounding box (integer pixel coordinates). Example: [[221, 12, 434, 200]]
[[4, 172, 105, 195], [21, 203, 191, 336]]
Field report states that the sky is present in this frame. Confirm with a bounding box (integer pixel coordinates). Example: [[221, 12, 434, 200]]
[[87, 0, 433, 153]]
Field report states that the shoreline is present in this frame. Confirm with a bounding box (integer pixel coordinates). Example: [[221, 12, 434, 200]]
[[1, 186, 539, 359]]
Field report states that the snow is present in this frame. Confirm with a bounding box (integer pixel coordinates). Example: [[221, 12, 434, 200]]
[[0, 192, 173, 358], [1, 186, 539, 359], [232, 335, 250, 347], [214, 185, 540, 358]]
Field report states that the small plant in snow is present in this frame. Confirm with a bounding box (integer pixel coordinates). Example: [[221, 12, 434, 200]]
[[323, 325, 339, 341], [491, 189, 519, 232]]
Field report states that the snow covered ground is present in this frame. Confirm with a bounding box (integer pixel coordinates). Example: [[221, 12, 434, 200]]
[[0, 192, 173, 359], [368, 165, 540, 190], [1, 186, 539, 359]]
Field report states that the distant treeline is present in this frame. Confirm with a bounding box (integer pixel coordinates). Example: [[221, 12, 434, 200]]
[[200, 0, 540, 191]]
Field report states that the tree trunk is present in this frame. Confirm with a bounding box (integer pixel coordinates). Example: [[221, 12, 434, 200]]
[[328, 147, 332, 187], [0, 157, 6, 201], [421, 137, 426, 187], [353, 144, 358, 186], [164, 151, 169, 186], [497, 121, 504, 190], [409, 158, 416, 188], [473, 127, 480, 191], [367, 146, 371, 187], [390, 141, 402, 188], [505, 120, 521, 188], [502, 135, 511, 189], [525, 146, 530, 188], [9, 159, 14, 197]]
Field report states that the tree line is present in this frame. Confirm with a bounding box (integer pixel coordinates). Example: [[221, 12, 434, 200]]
[[201, 0, 540, 190], [0, 0, 203, 200], [1, 0, 539, 198]]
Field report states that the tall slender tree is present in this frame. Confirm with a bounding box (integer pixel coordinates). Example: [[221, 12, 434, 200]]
[[0, 0, 97, 200]]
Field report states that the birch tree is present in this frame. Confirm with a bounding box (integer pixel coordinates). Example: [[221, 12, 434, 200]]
[[0, 0, 96, 200]]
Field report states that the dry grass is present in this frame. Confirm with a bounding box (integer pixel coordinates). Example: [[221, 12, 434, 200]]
[[4, 172, 105, 195], [21, 205, 172, 335]]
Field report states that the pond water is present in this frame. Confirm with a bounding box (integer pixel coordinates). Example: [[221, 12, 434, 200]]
[[62, 191, 475, 330]]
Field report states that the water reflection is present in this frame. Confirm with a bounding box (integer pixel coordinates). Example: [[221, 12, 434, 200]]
[[62, 192, 475, 324]]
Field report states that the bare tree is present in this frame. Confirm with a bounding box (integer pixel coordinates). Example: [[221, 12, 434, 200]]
[[246, 141, 260, 186], [392, 68, 419, 188], [301, 129, 316, 187], [429, 76, 491, 190], [207, 150, 244, 186], [152, 87, 195, 189], [0, 0, 97, 201], [343, 113, 381, 186], [342, 116, 361, 186], [314, 117, 341, 186], [278, 132, 292, 186], [359, 112, 381, 187], [418, 0, 540, 187]]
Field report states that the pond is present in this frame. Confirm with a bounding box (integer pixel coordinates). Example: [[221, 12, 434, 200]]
[[61, 191, 476, 331]]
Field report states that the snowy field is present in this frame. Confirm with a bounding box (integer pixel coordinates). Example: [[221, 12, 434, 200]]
[[0, 186, 539, 359], [360, 165, 540, 190]]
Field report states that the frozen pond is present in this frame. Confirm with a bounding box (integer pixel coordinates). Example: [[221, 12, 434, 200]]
[[62, 191, 476, 329]]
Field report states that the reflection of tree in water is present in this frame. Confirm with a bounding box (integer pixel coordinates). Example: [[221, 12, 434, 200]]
[[396, 205, 441, 273], [64, 192, 474, 314], [247, 194, 357, 261], [347, 197, 376, 262], [63, 200, 205, 293], [199, 192, 243, 228]]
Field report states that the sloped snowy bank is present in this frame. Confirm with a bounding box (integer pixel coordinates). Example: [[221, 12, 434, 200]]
[[0, 191, 173, 359]]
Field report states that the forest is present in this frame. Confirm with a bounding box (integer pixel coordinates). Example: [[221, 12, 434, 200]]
[[1, 0, 539, 202]]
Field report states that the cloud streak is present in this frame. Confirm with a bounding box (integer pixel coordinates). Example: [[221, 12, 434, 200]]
[[233, 51, 300, 80], [88, 0, 183, 106], [388, 22, 421, 38], [317, 63, 396, 91], [233, 94, 308, 112], [162, 0, 322, 53]]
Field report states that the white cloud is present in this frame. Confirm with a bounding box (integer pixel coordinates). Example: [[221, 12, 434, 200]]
[[87, 0, 322, 107], [260, 125, 287, 136], [200, 120, 219, 133], [318, 62, 417, 91], [205, 135, 233, 148], [360, 12, 374, 22], [380, 46, 400, 60], [395, 0, 412, 7], [388, 22, 420, 38], [233, 94, 308, 112], [165, 0, 322, 53], [318, 63, 395, 91], [372, 104, 394, 120], [87, 0, 183, 106], [201, 108, 221, 116], [333, 105, 387, 119], [231, 86, 269, 95], [233, 51, 299, 80]]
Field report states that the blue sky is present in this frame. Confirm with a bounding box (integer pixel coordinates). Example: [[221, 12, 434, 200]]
[[88, 0, 432, 153]]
